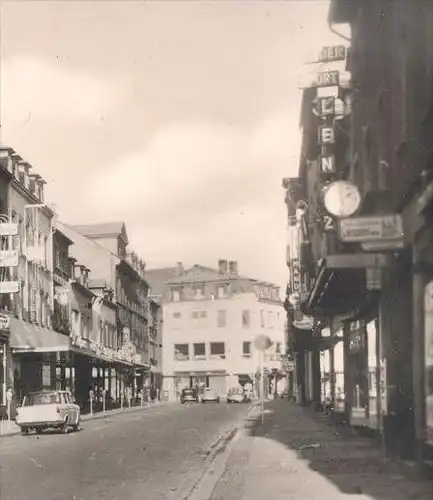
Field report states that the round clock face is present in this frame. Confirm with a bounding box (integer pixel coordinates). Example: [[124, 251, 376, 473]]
[[323, 180, 361, 217]]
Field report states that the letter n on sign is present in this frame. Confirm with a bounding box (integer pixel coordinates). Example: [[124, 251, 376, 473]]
[[319, 155, 335, 174]]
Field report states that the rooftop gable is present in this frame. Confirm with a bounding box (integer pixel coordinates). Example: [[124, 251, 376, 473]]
[[71, 221, 129, 245]]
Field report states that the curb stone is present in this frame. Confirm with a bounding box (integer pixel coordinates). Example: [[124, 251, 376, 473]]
[[0, 401, 170, 438], [180, 402, 260, 500]]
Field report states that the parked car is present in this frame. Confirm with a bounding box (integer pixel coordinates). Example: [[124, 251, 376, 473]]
[[180, 387, 199, 404], [15, 390, 81, 435], [227, 387, 249, 403], [201, 388, 220, 403]]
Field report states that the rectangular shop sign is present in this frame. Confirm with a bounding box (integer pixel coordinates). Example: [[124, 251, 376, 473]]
[[319, 46, 346, 63], [338, 214, 403, 243]]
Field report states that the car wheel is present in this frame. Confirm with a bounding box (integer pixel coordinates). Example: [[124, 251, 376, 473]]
[[72, 418, 81, 432], [61, 418, 69, 434], [21, 427, 29, 436]]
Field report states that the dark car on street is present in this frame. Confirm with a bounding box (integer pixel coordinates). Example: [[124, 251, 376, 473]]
[[180, 387, 199, 404]]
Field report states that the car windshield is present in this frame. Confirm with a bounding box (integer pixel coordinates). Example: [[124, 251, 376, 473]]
[[204, 389, 216, 394], [23, 392, 60, 406], [183, 389, 195, 394], [229, 388, 242, 394]]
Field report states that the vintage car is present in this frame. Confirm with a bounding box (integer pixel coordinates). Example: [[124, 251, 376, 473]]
[[201, 387, 220, 403], [227, 387, 249, 404], [180, 387, 200, 404], [15, 390, 81, 435]]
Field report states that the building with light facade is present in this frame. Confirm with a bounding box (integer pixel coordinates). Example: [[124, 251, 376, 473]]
[[149, 260, 286, 402]]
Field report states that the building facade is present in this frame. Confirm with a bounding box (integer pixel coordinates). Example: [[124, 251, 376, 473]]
[[283, 0, 433, 465], [59, 222, 151, 402], [155, 260, 286, 402]]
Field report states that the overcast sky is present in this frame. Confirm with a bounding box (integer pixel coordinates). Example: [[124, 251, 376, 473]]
[[1, 1, 347, 289]]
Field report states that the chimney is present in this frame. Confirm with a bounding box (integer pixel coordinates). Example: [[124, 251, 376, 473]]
[[218, 259, 228, 274], [176, 262, 184, 276], [229, 260, 238, 275]]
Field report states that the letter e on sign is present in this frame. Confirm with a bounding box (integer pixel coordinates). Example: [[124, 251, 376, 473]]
[[318, 126, 335, 145]]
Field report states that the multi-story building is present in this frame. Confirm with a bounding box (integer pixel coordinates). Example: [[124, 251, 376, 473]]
[[152, 259, 285, 401], [0, 147, 55, 416], [284, 0, 433, 464], [59, 221, 151, 401]]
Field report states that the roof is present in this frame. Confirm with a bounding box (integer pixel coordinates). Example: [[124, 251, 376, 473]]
[[167, 264, 243, 285], [53, 228, 74, 247], [145, 267, 182, 298], [71, 221, 128, 244]]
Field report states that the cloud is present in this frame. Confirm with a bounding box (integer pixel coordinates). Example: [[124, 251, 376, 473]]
[[1, 56, 128, 125], [82, 111, 301, 225]]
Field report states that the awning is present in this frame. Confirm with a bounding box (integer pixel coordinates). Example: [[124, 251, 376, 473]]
[[290, 327, 343, 353], [302, 253, 394, 318], [10, 318, 70, 353]]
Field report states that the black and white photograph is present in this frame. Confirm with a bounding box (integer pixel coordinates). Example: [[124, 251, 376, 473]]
[[0, 1, 433, 499]]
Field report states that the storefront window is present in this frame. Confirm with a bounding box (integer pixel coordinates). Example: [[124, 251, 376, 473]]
[[334, 339, 345, 412], [367, 320, 379, 428], [424, 282, 433, 444]]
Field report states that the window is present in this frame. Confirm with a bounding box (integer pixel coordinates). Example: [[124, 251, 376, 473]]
[[210, 342, 225, 359], [173, 312, 181, 319], [171, 289, 181, 302], [217, 310, 226, 328], [217, 285, 227, 298], [242, 341, 251, 356], [267, 311, 273, 328], [191, 311, 199, 319], [242, 310, 250, 328], [200, 311, 207, 318], [193, 286, 205, 299], [174, 343, 189, 360], [193, 343, 206, 359], [260, 310, 264, 328]]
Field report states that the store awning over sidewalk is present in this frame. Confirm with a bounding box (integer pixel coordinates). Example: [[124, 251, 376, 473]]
[[301, 253, 394, 318], [10, 318, 71, 353]]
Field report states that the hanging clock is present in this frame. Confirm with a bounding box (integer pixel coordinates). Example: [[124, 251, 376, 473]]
[[322, 180, 362, 218]]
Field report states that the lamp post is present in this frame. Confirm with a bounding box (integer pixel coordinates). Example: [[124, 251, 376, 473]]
[[253, 334, 272, 425]]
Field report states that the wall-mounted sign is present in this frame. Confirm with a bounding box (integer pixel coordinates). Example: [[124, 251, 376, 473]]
[[0, 249, 19, 267], [291, 258, 300, 293], [0, 223, 18, 236], [318, 126, 335, 145], [323, 180, 362, 218], [316, 70, 339, 88], [319, 155, 336, 174], [319, 45, 346, 63], [0, 281, 19, 294], [316, 97, 335, 117], [0, 313, 11, 331], [322, 215, 336, 232], [338, 214, 403, 243]]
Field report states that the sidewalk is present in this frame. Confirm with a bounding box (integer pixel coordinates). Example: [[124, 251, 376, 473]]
[[210, 400, 433, 500], [0, 400, 170, 438]]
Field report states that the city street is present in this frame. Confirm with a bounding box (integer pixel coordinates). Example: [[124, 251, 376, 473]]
[[0, 401, 251, 500]]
